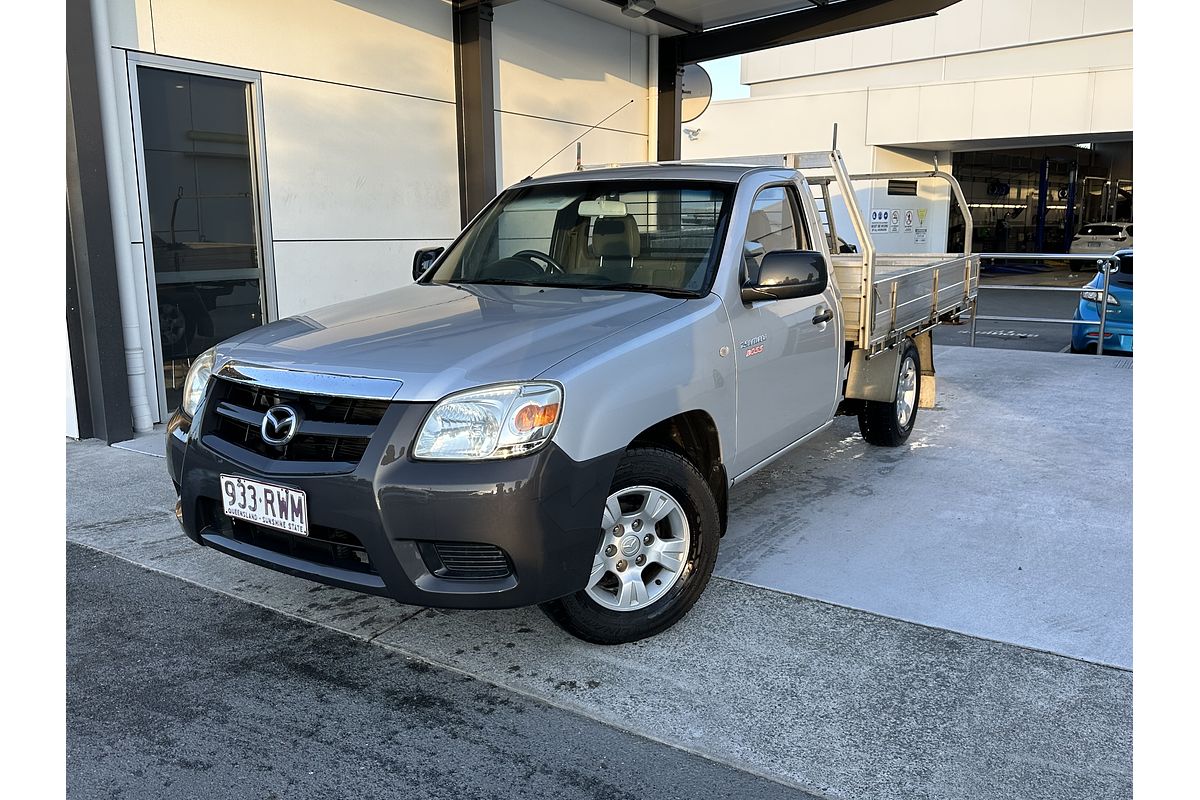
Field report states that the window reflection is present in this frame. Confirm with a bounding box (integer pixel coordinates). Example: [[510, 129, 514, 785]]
[[137, 67, 263, 410]]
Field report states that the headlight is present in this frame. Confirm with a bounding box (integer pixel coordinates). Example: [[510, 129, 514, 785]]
[[414, 383, 562, 460], [180, 347, 217, 418], [1081, 290, 1119, 306]]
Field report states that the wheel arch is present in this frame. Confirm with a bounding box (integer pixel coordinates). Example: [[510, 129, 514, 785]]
[[629, 410, 728, 535]]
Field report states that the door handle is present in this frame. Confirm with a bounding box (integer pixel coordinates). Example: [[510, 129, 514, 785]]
[[812, 308, 833, 325]]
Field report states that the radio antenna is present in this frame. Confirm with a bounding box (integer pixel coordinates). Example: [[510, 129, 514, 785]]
[[524, 99, 635, 180]]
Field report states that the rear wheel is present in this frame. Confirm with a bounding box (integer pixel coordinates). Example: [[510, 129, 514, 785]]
[[858, 340, 920, 447], [540, 447, 719, 644]]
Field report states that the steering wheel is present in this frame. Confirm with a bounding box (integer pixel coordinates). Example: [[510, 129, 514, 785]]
[[510, 249, 567, 275]]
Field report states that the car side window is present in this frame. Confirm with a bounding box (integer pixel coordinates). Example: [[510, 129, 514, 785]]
[[743, 186, 803, 284]]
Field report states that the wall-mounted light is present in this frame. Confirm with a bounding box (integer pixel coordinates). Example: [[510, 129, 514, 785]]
[[622, 1, 656, 18]]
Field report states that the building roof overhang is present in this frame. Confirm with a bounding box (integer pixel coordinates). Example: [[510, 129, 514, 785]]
[[536, 0, 961, 63]]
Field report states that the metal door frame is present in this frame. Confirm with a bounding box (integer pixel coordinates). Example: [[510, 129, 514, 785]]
[[126, 52, 278, 419]]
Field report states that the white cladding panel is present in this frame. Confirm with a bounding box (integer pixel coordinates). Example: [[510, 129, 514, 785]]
[[969, 77, 1035, 140], [1082, 0, 1133, 32], [743, 0, 1130, 87], [1029, 72, 1094, 136], [495, 113, 648, 190], [864, 87, 921, 145], [718, 0, 1133, 154], [932, 0, 984, 57], [812, 34, 855, 74], [1031, 0, 1087, 39], [979, 0, 1032, 50], [678, 91, 874, 168], [888, 17, 937, 63], [492, 0, 650, 188], [492, 0, 648, 136], [916, 82, 975, 143], [260, 74, 460, 242], [273, 240, 453, 319], [850, 26, 894, 68], [1090, 69, 1133, 132], [751, 33, 1130, 98], [943, 31, 1130, 83], [147, 0, 455, 103]]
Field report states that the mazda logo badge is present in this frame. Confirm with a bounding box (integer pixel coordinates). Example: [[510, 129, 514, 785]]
[[261, 405, 299, 445]]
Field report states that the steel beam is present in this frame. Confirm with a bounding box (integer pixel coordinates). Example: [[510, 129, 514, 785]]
[[675, 0, 958, 65], [1034, 156, 1049, 252], [598, 1, 701, 34], [656, 37, 682, 161], [453, 1, 498, 224]]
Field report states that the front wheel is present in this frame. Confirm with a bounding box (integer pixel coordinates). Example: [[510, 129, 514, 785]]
[[540, 447, 720, 644], [858, 340, 920, 447]]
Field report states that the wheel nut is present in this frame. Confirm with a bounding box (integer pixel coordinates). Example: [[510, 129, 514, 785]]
[[631, 519, 643, 532], [643, 534, 654, 546], [612, 524, 623, 535], [635, 555, 646, 566], [604, 544, 617, 558], [616, 559, 628, 572]]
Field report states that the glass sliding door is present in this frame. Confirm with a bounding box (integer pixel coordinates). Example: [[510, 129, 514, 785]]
[[135, 66, 266, 412]]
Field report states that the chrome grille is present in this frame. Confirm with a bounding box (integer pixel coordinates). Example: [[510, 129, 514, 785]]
[[202, 377, 388, 471]]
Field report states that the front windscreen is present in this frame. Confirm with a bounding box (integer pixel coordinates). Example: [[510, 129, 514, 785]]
[[425, 181, 733, 296]]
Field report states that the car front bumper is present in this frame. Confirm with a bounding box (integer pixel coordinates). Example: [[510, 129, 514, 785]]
[[167, 402, 621, 609]]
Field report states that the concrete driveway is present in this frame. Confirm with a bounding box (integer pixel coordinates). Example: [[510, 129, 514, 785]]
[[67, 346, 1131, 800]]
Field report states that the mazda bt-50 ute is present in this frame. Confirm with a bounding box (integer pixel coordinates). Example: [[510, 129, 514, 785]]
[[167, 150, 979, 643]]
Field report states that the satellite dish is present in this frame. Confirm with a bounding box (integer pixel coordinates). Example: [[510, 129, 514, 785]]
[[680, 63, 712, 124]]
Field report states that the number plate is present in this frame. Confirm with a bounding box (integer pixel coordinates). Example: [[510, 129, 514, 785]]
[[1087, 241, 1102, 247], [220, 474, 308, 535]]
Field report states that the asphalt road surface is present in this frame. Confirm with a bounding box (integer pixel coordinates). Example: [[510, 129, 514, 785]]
[[933, 265, 1126, 354], [66, 543, 813, 800]]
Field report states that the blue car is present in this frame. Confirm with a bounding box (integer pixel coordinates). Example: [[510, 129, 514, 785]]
[[1071, 248, 1133, 354]]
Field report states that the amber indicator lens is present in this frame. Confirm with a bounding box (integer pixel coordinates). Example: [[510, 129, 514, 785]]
[[513, 402, 560, 433]]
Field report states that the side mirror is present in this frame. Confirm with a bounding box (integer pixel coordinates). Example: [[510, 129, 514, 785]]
[[742, 250, 828, 303], [743, 241, 765, 261], [413, 246, 445, 280]]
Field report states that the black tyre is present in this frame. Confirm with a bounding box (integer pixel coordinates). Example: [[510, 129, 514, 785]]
[[540, 447, 720, 645], [158, 300, 196, 358], [858, 340, 920, 447]]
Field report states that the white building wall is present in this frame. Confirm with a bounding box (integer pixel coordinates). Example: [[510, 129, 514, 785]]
[[734, 0, 1132, 149], [105, 0, 462, 328], [745, 0, 1131, 92], [103, 0, 651, 316], [684, 0, 1131, 253], [678, 92, 953, 254], [492, 0, 649, 187], [96, 0, 651, 429]]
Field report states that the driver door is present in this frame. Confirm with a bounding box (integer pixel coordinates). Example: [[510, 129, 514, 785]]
[[729, 184, 841, 476]]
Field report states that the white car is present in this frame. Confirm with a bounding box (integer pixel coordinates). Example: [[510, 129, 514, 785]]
[[1070, 222, 1132, 256]]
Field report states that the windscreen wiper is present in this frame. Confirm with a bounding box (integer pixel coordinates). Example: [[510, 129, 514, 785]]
[[575, 282, 702, 299], [448, 278, 537, 287]]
